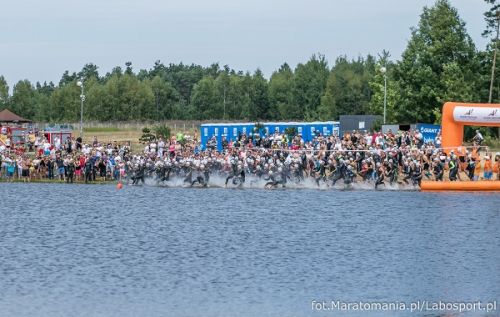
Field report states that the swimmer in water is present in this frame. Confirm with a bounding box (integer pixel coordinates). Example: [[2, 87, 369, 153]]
[[191, 165, 208, 187], [402, 160, 412, 185], [131, 163, 145, 185], [224, 156, 239, 186], [386, 159, 398, 185], [433, 157, 444, 181], [343, 165, 356, 186], [264, 169, 281, 188], [412, 162, 423, 186], [448, 154, 460, 181], [466, 155, 476, 181], [375, 162, 385, 189]]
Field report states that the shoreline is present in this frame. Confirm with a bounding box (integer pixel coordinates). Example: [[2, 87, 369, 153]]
[[0, 178, 116, 185]]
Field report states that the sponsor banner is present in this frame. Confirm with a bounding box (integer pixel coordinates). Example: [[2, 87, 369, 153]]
[[453, 106, 500, 123], [416, 123, 441, 144]]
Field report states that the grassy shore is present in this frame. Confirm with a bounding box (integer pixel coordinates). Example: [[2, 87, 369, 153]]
[[0, 177, 117, 185], [82, 127, 143, 150], [80, 126, 197, 153]]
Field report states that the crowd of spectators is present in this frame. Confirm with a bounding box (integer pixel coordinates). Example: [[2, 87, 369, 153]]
[[0, 129, 498, 187]]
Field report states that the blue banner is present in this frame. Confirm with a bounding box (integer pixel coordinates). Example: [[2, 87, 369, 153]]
[[416, 123, 441, 144]]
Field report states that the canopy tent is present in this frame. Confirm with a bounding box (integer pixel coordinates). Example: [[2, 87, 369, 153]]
[[0, 109, 31, 123]]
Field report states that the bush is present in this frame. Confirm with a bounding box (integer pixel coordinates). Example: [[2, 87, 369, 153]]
[[284, 126, 297, 138], [483, 135, 500, 149], [154, 124, 171, 140], [371, 118, 384, 132], [139, 127, 156, 143], [254, 122, 265, 135]]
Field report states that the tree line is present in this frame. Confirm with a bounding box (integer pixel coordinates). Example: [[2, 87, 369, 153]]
[[0, 0, 498, 125]]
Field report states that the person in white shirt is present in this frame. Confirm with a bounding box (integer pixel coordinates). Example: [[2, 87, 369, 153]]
[[365, 133, 372, 146], [158, 139, 165, 158], [54, 136, 61, 150]]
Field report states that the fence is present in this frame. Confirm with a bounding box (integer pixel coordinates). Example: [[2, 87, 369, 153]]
[[38, 121, 208, 132]]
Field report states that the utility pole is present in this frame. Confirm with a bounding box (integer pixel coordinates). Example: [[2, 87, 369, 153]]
[[378, 50, 390, 125], [488, 11, 500, 138], [488, 11, 500, 103], [155, 90, 159, 121], [77, 79, 85, 137], [383, 69, 387, 124], [380, 66, 387, 124], [223, 84, 226, 120]]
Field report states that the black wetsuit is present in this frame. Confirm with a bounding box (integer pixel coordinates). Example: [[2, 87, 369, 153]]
[[402, 165, 412, 184], [466, 160, 476, 180], [190, 169, 209, 187], [412, 166, 422, 186], [434, 162, 444, 181], [183, 169, 193, 184], [448, 159, 459, 181], [344, 169, 356, 185], [314, 163, 326, 186], [84, 160, 93, 183], [66, 162, 75, 183], [386, 163, 397, 185], [225, 159, 239, 185], [265, 173, 284, 188], [375, 167, 385, 189], [331, 163, 345, 186], [132, 166, 145, 185]]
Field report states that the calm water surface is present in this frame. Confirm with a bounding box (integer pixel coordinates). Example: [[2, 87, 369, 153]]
[[0, 183, 499, 317]]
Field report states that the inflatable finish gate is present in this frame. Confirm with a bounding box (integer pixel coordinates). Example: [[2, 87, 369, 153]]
[[421, 102, 500, 191], [441, 102, 500, 151]]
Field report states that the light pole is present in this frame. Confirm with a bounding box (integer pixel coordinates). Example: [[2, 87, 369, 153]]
[[380, 66, 387, 124], [76, 79, 85, 137]]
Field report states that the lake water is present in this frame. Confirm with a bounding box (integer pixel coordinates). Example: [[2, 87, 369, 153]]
[[0, 183, 499, 317]]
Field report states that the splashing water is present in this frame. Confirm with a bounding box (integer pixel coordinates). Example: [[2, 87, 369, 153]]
[[139, 175, 419, 191]]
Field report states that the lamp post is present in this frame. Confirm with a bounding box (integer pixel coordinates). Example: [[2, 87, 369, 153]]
[[380, 66, 387, 124], [76, 79, 85, 137]]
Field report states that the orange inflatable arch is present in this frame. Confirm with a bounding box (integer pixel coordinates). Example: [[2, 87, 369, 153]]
[[441, 102, 500, 151], [421, 180, 500, 191]]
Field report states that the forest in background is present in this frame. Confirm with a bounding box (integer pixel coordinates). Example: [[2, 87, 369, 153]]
[[0, 0, 499, 129]]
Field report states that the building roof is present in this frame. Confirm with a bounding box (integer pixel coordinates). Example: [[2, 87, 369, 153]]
[[0, 109, 31, 123]]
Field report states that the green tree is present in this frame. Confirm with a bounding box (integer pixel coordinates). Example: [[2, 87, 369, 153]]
[[478, 1, 500, 103], [482, 0, 500, 38], [0, 75, 9, 110], [35, 81, 56, 121], [319, 56, 375, 119], [125, 62, 133, 75], [50, 81, 80, 122], [77, 63, 100, 81], [249, 69, 270, 120], [59, 71, 77, 87], [11, 80, 38, 119], [215, 71, 231, 120], [368, 52, 398, 123], [190, 76, 221, 120], [293, 54, 329, 120], [119, 74, 155, 120], [269, 63, 295, 119], [394, 0, 479, 123], [85, 77, 112, 121], [150, 76, 180, 120], [225, 74, 251, 120]]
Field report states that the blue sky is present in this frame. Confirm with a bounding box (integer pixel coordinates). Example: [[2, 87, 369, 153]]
[[0, 0, 490, 87]]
